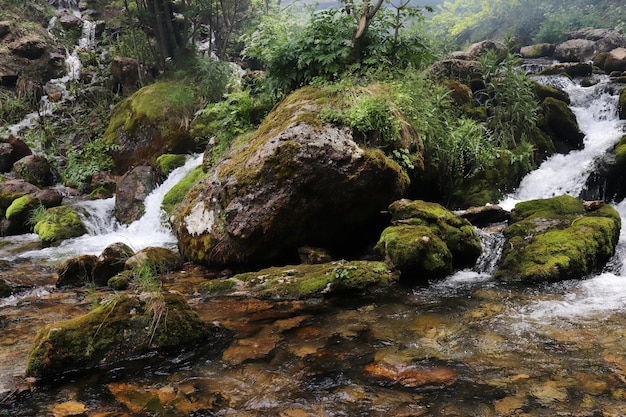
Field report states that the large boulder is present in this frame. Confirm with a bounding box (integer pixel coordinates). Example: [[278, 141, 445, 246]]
[[429, 59, 481, 82], [25, 293, 230, 381], [12, 154, 55, 187], [103, 81, 197, 174], [520, 43, 555, 59], [114, 165, 160, 224], [173, 86, 409, 266], [9, 35, 47, 60], [374, 199, 482, 281], [554, 39, 596, 62], [496, 195, 621, 283]]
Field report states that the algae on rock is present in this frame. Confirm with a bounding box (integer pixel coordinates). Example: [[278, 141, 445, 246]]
[[25, 293, 227, 380], [200, 260, 398, 300], [375, 199, 482, 281], [497, 195, 621, 283]]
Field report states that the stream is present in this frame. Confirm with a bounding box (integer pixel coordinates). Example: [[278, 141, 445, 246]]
[[3, 3, 626, 415]]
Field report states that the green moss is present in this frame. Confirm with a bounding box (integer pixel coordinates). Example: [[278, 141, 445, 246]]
[[199, 278, 237, 294], [33, 206, 87, 246], [108, 272, 131, 290], [25, 293, 210, 379], [156, 154, 187, 176], [619, 88, 626, 120], [5, 195, 37, 221], [497, 195, 621, 283], [228, 260, 397, 300], [0, 279, 11, 297], [375, 225, 453, 280], [161, 166, 207, 216], [614, 136, 626, 166]]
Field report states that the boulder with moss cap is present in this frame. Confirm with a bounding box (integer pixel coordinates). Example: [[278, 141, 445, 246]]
[[496, 195, 621, 283], [25, 293, 231, 381], [375, 199, 482, 281], [173, 85, 411, 266]]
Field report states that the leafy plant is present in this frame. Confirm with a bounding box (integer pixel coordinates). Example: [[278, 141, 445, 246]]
[[63, 140, 120, 189]]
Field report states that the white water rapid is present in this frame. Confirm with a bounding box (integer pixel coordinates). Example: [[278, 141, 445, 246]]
[[12, 154, 202, 261]]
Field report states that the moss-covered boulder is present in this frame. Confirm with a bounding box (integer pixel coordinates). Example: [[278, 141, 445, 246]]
[[0, 279, 12, 297], [200, 260, 397, 300], [374, 199, 482, 281], [173, 86, 410, 266], [540, 97, 585, 154], [520, 43, 555, 59], [25, 293, 229, 380], [162, 165, 206, 216], [4, 194, 40, 234], [33, 206, 87, 246], [583, 135, 626, 202], [103, 81, 197, 174], [496, 195, 621, 283]]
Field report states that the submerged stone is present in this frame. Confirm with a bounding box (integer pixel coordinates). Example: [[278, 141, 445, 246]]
[[375, 199, 482, 281], [25, 293, 229, 381], [496, 195, 621, 283]]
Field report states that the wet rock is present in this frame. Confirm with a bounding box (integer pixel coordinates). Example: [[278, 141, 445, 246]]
[[466, 40, 507, 60], [49, 400, 88, 417], [92, 242, 135, 286], [104, 81, 197, 174], [173, 86, 409, 266], [601, 48, 626, 74], [375, 199, 482, 281], [0, 179, 40, 213], [125, 247, 183, 273], [363, 360, 457, 390], [57, 10, 83, 31], [496, 195, 621, 283], [25, 293, 229, 380], [12, 154, 55, 187], [34, 189, 64, 208], [156, 153, 186, 176], [204, 260, 397, 300], [520, 43, 555, 59], [459, 205, 510, 227], [108, 381, 220, 415], [114, 165, 160, 224], [33, 206, 87, 246], [540, 97, 585, 153], [9, 35, 47, 60], [56, 255, 97, 287], [90, 171, 118, 197]]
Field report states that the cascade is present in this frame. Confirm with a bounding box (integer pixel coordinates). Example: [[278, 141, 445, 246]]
[[13, 154, 203, 261]]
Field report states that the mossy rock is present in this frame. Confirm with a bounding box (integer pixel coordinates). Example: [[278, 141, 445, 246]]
[[162, 165, 206, 217], [374, 199, 482, 280], [0, 278, 11, 297], [56, 255, 97, 288], [4, 194, 40, 234], [156, 154, 187, 176], [201, 261, 398, 300], [125, 247, 183, 273], [619, 88, 626, 120], [541, 97, 585, 153], [174, 85, 411, 266], [33, 206, 87, 246], [107, 271, 131, 290], [103, 81, 197, 174], [376, 225, 453, 279], [496, 195, 621, 283], [532, 81, 570, 104], [25, 293, 226, 380]]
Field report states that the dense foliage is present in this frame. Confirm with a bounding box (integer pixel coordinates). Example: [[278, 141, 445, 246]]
[[430, 0, 626, 46]]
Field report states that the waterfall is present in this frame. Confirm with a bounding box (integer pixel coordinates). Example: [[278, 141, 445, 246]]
[[500, 75, 625, 210], [14, 154, 203, 261]]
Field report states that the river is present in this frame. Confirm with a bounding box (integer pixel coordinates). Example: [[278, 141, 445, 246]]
[[0, 74, 625, 416]]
